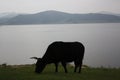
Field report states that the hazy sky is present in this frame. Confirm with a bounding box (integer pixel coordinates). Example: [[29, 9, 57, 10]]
[[0, 0, 120, 13]]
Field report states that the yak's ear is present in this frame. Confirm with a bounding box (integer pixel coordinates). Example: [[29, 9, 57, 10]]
[[30, 57, 39, 60]]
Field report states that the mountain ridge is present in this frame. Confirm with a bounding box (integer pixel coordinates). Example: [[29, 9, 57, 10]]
[[0, 10, 120, 25]]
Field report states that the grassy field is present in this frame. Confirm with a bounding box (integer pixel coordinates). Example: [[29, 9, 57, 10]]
[[0, 64, 120, 80]]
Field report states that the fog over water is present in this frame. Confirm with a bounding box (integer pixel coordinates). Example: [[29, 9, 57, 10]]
[[0, 23, 120, 68]]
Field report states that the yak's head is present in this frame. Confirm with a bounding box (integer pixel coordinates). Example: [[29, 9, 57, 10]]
[[30, 57, 46, 73]]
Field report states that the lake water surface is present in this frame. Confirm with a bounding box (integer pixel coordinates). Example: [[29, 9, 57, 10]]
[[0, 23, 120, 68]]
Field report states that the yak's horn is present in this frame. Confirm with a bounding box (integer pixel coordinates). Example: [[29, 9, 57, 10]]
[[30, 57, 38, 60]]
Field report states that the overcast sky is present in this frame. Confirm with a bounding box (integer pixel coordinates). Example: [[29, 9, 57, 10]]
[[0, 0, 120, 13]]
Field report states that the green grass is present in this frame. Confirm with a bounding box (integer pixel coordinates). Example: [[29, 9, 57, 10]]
[[0, 64, 120, 80]]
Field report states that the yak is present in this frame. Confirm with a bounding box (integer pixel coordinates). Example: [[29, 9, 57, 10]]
[[31, 41, 85, 73]]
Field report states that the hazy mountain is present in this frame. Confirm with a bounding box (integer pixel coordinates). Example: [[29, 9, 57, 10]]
[[0, 10, 120, 25], [0, 13, 18, 24], [0, 13, 18, 18], [99, 11, 120, 17]]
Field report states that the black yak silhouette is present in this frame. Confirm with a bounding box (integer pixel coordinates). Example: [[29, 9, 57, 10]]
[[31, 41, 85, 73]]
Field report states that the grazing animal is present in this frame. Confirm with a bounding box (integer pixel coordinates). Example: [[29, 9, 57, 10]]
[[31, 41, 85, 73]]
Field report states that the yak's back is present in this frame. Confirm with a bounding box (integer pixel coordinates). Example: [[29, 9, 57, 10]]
[[48, 41, 84, 51], [44, 41, 85, 61]]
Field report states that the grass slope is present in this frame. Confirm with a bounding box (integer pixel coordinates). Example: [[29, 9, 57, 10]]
[[0, 64, 120, 80]]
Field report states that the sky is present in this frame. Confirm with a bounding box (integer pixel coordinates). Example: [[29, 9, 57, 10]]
[[0, 0, 120, 14]]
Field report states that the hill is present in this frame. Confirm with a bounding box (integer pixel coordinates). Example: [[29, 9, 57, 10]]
[[0, 10, 120, 25]]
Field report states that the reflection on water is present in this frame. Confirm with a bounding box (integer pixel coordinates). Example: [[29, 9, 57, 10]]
[[0, 23, 120, 68]]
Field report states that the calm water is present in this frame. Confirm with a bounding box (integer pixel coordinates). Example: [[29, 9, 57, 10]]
[[0, 23, 120, 68]]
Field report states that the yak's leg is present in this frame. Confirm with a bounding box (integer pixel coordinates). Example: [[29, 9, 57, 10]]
[[74, 60, 82, 73], [74, 64, 78, 72], [55, 63, 58, 72], [74, 60, 79, 73], [78, 61, 83, 73], [61, 62, 68, 73]]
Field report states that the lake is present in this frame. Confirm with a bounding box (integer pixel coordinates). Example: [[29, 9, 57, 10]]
[[0, 23, 120, 68]]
